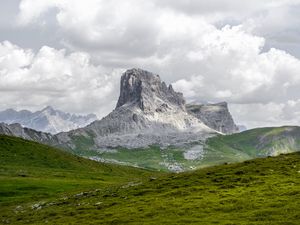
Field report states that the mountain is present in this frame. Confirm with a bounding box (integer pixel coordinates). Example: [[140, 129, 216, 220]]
[[0, 122, 55, 145], [0, 69, 241, 149], [0, 106, 97, 134], [1, 68, 299, 166], [186, 102, 238, 134], [55, 68, 217, 149], [1, 120, 300, 172]]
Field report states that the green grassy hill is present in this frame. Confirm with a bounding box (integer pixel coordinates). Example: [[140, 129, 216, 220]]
[[73, 126, 300, 172], [1, 127, 300, 224], [1, 147, 299, 224], [0, 135, 158, 206], [206, 126, 300, 158]]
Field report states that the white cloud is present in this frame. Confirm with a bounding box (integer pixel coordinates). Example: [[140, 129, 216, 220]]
[[229, 101, 300, 129], [170, 24, 300, 128], [0, 41, 33, 70], [0, 41, 121, 117], [17, 0, 59, 25], [1, 0, 299, 128], [229, 103, 285, 128]]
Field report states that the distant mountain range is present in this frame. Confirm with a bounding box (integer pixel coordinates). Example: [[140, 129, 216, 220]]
[[0, 106, 97, 134]]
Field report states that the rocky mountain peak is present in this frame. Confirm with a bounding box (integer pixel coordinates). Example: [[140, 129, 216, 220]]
[[0, 68, 239, 149], [116, 68, 185, 112], [62, 68, 217, 148]]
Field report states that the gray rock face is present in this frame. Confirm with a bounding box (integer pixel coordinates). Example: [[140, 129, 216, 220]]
[[0, 122, 56, 145], [56, 68, 216, 149], [186, 102, 238, 134], [0, 106, 97, 134], [116, 68, 185, 111]]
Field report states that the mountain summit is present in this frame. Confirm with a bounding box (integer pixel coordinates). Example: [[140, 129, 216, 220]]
[[56, 68, 216, 148], [116, 68, 185, 111]]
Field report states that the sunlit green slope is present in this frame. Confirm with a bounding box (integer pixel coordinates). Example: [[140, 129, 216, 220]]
[[0, 135, 158, 205], [73, 126, 300, 171]]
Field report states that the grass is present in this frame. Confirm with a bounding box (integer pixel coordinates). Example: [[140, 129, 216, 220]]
[[1, 129, 300, 224], [206, 126, 300, 157], [0, 135, 158, 206], [1, 150, 300, 224], [77, 145, 229, 172]]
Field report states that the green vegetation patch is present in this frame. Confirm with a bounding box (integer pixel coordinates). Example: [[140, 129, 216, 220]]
[[1, 126, 300, 224]]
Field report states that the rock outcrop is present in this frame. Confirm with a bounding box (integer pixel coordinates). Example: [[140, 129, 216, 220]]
[[56, 68, 216, 149], [0, 122, 56, 145], [116, 69, 185, 111], [186, 102, 238, 134]]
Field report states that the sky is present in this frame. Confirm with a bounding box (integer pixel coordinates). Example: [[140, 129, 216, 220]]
[[1, 0, 300, 129]]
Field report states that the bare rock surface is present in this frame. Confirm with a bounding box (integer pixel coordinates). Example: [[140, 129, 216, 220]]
[[0, 122, 56, 145], [186, 102, 238, 134], [56, 68, 217, 149]]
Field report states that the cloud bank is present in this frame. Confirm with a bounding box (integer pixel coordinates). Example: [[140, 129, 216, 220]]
[[0, 0, 300, 128], [0, 41, 120, 116]]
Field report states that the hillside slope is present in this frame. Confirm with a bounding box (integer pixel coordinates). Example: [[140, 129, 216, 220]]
[[206, 126, 300, 157], [0, 135, 157, 205], [2, 151, 299, 224], [73, 126, 300, 172]]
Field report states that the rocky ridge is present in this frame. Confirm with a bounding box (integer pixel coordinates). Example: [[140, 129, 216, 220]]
[[0, 122, 56, 145], [0, 106, 97, 134]]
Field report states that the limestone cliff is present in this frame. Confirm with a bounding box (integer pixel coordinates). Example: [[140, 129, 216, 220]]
[[56, 68, 216, 148], [186, 102, 238, 134]]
